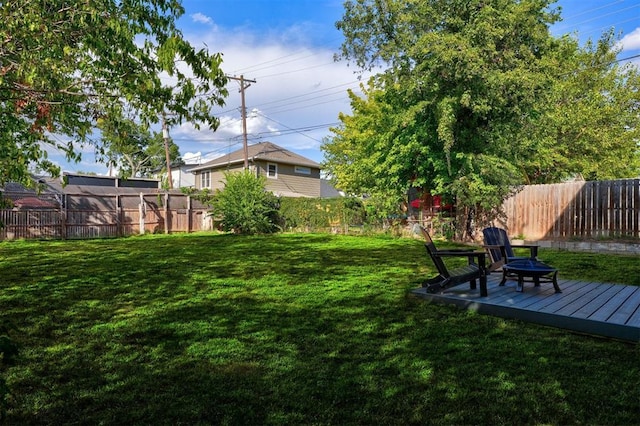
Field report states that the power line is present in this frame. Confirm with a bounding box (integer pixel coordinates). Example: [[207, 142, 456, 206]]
[[558, 53, 640, 77], [577, 16, 640, 40], [230, 36, 343, 75], [567, 3, 640, 28], [255, 61, 336, 80], [251, 81, 359, 109], [554, 1, 640, 35], [235, 51, 322, 74], [560, 0, 624, 21], [265, 95, 352, 116], [178, 3, 639, 158], [214, 81, 362, 118], [253, 111, 337, 143]]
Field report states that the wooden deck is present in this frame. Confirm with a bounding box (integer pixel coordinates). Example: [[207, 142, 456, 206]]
[[412, 273, 640, 343]]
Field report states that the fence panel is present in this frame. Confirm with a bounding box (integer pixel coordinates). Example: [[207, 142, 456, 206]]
[[65, 209, 120, 239], [4, 181, 638, 242], [0, 209, 62, 240], [500, 179, 640, 240], [0, 193, 209, 241]]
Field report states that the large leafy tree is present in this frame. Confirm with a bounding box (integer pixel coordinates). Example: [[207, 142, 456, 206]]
[[0, 0, 227, 186], [525, 32, 640, 182], [323, 0, 640, 216], [97, 116, 181, 178]]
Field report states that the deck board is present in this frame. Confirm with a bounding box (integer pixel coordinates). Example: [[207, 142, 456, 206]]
[[588, 285, 638, 322], [546, 283, 609, 316], [608, 288, 640, 325], [626, 295, 640, 326], [411, 274, 640, 342], [572, 285, 625, 319]]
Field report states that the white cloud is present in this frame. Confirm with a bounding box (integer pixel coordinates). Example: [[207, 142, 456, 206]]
[[183, 151, 222, 164], [619, 27, 640, 51], [182, 152, 202, 164], [166, 21, 375, 165], [191, 12, 214, 26]]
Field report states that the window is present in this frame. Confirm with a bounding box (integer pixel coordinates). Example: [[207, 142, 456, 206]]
[[201, 171, 211, 188], [267, 163, 277, 178], [294, 166, 311, 175]]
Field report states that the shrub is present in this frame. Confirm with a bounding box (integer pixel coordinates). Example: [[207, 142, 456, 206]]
[[211, 171, 280, 235], [279, 197, 367, 231]]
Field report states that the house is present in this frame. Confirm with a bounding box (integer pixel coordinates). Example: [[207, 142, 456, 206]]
[[188, 142, 322, 198], [151, 163, 197, 189], [169, 164, 197, 189]]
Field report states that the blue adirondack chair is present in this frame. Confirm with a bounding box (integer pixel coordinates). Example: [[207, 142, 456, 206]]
[[482, 227, 539, 272], [415, 225, 488, 296]]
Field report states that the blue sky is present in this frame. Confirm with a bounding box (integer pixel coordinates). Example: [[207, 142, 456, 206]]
[[53, 0, 640, 175]]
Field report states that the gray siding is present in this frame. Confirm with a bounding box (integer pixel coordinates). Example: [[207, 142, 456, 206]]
[[255, 161, 321, 197], [194, 165, 243, 191], [194, 161, 321, 198]]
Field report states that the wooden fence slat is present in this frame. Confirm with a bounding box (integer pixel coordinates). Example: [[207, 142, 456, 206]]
[[498, 179, 639, 241], [3, 180, 639, 242], [0, 193, 209, 241]]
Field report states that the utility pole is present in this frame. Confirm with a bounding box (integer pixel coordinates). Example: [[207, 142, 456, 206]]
[[226, 75, 256, 169], [162, 114, 173, 189]]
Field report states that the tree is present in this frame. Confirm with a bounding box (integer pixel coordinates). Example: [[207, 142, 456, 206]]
[[324, 0, 640, 224], [0, 0, 227, 187], [97, 116, 181, 178], [522, 32, 640, 182], [210, 171, 280, 235]]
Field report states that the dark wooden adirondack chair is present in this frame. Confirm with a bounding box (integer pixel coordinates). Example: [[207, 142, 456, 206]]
[[416, 226, 488, 297], [482, 227, 539, 272]]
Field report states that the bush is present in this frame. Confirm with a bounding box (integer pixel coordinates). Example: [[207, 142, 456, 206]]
[[211, 171, 280, 235], [278, 197, 368, 231]]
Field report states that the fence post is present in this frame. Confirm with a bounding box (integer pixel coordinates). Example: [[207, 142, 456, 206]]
[[60, 194, 67, 240], [115, 194, 122, 237], [164, 192, 169, 234], [139, 192, 145, 235], [187, 195, 192, 233]]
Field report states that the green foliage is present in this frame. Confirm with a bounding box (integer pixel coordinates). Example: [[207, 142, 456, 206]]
[[97, 116, 181, 178], [211, 171, 280, 235], [524, 31, 640, 182], [279, 197, 367, 230], [325, 0, 640, 221], [0, 0, 227, 187], [361, 192, 408, 226], [0, 321, 18, 421]]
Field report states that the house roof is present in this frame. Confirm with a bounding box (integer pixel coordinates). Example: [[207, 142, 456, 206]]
[[189, 142, 320, 172], [320, 179, 344, 198], [12, 197, 58, 209]]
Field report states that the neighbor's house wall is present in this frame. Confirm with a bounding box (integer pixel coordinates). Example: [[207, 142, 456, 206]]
[[254, 161, 321, 198], [172, 167, 196, 188], [194, 164, 243, 191], [193, 161, 321, 197]]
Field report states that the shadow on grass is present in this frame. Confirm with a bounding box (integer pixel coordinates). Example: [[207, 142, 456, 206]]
[[0, 233, 638, 424]]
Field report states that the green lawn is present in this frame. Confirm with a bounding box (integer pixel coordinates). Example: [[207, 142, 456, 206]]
[[0, 233, 638, 425]]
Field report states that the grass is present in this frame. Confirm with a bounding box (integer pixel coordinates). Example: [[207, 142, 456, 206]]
[[0, 232, 638, 425]]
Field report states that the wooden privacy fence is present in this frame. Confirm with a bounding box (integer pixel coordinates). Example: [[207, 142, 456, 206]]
[[498, 179, 640, 240], [0, 193, 211, 240], [3, 179, 639, 242]]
